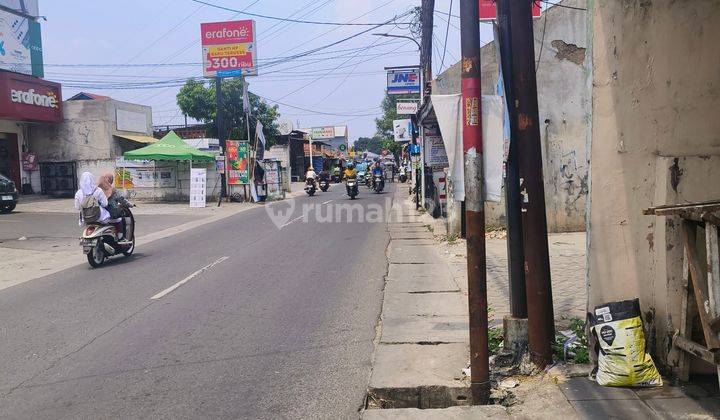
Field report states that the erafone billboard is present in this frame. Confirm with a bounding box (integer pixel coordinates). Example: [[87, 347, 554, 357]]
[[0, 7, 43, 77], [201, 20, 257, 78], [387, 69, 420, 95]]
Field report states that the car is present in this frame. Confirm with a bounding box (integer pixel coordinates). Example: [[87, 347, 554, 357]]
[[0, 173, 19, 214]]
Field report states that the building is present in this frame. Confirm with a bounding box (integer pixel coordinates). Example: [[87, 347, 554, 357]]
[[587, 0, 720, 376], [429, 0, 590, 233], [299, 126, 349, 154]]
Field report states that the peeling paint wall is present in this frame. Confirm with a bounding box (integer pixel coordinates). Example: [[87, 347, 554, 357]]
[[432, 0, 589, 232], [588, 0, 720, 370]]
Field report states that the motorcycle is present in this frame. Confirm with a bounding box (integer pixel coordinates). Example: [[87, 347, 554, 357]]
[[346, 177, 359, 199], [80, 204, 135, 268], [357, 171, 366, 185], [305, 179, 317, 196], [398, 168, 408, 183], [319, 178, 329, 192], [373, 174, 385, 193], [331, 174, 341, 183]]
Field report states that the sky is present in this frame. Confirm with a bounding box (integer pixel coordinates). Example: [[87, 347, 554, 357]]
[[39, 0, 495, 142]]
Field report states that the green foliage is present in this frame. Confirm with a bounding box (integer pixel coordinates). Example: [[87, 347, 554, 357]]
[[488, 327, 504, 355], [176, 78, 280, 145], [552, 317, 589, 364], [354, 136, 385, 154]]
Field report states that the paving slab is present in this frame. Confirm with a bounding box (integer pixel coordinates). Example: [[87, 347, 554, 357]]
[[362, 406, 508, 419], [369, 343, 468, 389], [380, 316, 469, 344], [385, 273, 459, 294], [568, 399, 657, 419], [388, 243, 444, 264], [644, 397, 720, 418], [383, 292, 467, 318], [389, 231, 434, 240], [559, 377, 639, 401]]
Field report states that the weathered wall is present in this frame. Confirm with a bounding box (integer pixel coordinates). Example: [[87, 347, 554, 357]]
[[432, 0, 589, 232], [588, 0, 720, 369]]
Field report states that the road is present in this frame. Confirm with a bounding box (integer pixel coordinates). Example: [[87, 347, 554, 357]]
[[0, 183, 395, 419]]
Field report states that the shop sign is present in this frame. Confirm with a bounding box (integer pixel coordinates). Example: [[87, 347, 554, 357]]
[[425, 126, 448, 168], [310, 126, 335, 139], [478, 0, 540, 21], [201, 20, 257, 77], [0, 71, 62, 122], [396, 101, 418, 115], [21, 152, 37, 171], [393, 119, 412, 142], [387, 68, 420, 95]]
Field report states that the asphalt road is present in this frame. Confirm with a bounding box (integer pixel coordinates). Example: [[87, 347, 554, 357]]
[[0, 183, 395, 419]]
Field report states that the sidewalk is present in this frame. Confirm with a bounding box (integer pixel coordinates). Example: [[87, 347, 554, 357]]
[[363, 187, 720, 418]]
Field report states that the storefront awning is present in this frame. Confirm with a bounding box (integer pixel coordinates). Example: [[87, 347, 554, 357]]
[[115, 134, 158, 144]]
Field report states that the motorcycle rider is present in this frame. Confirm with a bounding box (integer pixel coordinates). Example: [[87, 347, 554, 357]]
[[371, 161, 385, 190], [74, 172, 111, 226], [344, 163, 358, 180], [98, 172, 131, 240]]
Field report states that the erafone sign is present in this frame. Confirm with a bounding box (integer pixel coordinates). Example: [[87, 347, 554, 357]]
[[0, 71, 62, 122], [10, 88, 58, 108], [201, 20, 257, 77], [387, 68, 420, 95]]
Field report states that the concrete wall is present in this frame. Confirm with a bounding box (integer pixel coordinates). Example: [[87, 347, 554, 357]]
[[432, 0, 589, 232], [588, 0, 720, 370]]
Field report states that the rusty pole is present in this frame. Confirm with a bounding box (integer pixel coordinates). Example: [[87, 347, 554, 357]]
[[460, 0, 489, 405], [507, 0, 555, 368]]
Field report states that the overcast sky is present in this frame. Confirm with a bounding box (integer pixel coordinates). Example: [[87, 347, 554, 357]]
[[40, 0, 495, 141]]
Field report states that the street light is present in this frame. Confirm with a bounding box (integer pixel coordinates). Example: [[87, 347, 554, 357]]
[[372, 33, 421, 51]]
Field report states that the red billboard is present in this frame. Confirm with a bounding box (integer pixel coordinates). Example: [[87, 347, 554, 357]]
[[479, 0, 541, 21], [201, 20, 257, 77], [0, 71, 62, 123]]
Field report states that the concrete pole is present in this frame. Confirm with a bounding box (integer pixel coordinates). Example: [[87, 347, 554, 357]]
[[507, 0, 555, 368], [460, 0, 489, 405], [215, 77, 226, 201]]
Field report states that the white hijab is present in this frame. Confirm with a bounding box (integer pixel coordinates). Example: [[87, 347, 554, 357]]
[[79, 172, 96, 195]]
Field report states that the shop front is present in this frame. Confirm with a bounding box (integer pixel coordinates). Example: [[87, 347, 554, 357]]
[[0, 71, 63, 192]]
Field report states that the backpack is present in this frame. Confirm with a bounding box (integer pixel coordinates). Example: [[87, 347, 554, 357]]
[[81, 193, 101, 223]]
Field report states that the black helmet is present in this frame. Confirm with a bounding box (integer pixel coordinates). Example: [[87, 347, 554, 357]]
[[348, 163, 355, 169]]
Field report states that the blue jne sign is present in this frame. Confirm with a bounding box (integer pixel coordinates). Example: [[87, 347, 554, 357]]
[[387, 69, 420, 95]]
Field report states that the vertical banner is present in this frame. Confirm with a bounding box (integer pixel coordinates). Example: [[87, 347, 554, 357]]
[[190, 168, 207, 208], [226, 140, 249, 184]]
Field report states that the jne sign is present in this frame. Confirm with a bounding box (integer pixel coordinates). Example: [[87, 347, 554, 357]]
[[387, 68, 420, 95]]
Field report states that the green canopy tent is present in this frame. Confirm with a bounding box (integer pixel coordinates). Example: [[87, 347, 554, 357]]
[[122, 131, 216, 204]]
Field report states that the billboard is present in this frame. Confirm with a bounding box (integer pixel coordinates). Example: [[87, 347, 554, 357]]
[[310, 126, 335, 139], [0, 8, 43, 77], [479, 0, 541, 21], [201, 20, 257, 77], [393, 119, 412, 142], [0, 0, 39, 17], [387, 68, 420, 95], [226, 140, 249, 184]]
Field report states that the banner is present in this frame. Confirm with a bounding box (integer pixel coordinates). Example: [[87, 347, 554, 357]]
[[393, 119, 412, 142], [425, 125, 448, 168], [114, 159, 176, 189], [226, 140, 249, 184], [190, 168, 207, 208]]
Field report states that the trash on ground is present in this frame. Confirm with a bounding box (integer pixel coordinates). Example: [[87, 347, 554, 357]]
[[590, 298, 662, 387], [499, 378, 519, 389]]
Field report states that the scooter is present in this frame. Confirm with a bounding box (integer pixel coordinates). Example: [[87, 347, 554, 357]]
[[373, 174, 385, 193], [80, 204, 135, 268], [305, 179, 317, 196], [398, 168, 408, 183], [346, 177, 359, 199], [319, 178, 329, 192]]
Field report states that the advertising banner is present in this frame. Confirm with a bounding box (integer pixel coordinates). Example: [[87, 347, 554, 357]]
[[114, 159, 176, 189], [386, 68, 420, 95], [226, 140, 249, 184], [0, 8, 43, 77], [201, 20, 257, 77], [0, 71, 61, 122], [190, 168, 207, 208], [479, 0, 540, 21], [310, 126, 335, 139], [396, 101, 418, 115], [392, 119, 412, 142], [424, 126, 448, 169]]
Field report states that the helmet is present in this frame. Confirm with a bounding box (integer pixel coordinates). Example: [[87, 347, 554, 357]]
[[348, 163, 355, 169], [308, 166, 314, 171]]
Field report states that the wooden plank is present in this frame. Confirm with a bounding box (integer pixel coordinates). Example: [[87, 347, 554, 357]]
[[673, 334, 720, 365], [705, 224, 720, 386], [674, 241, 693, 381], [644, 200, 720, 215], [682, 221, 720, 350]]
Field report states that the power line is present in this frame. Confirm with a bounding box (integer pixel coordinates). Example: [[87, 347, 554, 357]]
[[189, 0, 410, 26], [438, 0, 453, 72]]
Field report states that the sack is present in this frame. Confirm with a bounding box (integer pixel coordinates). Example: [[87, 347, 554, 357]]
[[591, 299, 662, 388], [80, 194, 101, 223]]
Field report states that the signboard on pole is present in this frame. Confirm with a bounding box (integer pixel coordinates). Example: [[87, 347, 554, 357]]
[[393, 119, 412, 142], [201, 20, 257, 77], [387, 68, 420, 95], [190, 168, 207, 208], [396, 102, 418, 115], [310, 126, 335, 139], [226, 140, 249, 184], [478, 0, 541, 21], [425, 126, 448, 169], [0, 8, 44, 77]]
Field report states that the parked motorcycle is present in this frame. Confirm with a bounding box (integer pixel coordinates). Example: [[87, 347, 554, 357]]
[[305, 179, 317, 196], [319, 178, 329, 192], [81, 204, 135, 268], [373, 174, 384, 193], [346, 177, 359, 199]]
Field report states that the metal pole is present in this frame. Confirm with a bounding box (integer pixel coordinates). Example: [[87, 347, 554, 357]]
[[215, 77, 226, 200], [497, 0, 527, 319], [507, 0, 554, 368], [460, 0, 489, 405], [419, 0, 434, 211]]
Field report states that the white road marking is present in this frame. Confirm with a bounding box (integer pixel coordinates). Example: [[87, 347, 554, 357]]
[[321, 200, 333, 205], [280, 215, 304, 228], [150, 256, 229, 300]]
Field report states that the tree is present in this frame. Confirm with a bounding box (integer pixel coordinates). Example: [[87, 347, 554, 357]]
[[354, 136, 384, 154], [176, 78, 280, 146]]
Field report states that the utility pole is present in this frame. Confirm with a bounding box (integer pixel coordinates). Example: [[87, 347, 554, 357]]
[[497, 1, 527, 320], [460, 0, 489, 405], [418, 0, 434, 211], [215, 77, 226, 201], [507, 0, 554, 368]]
